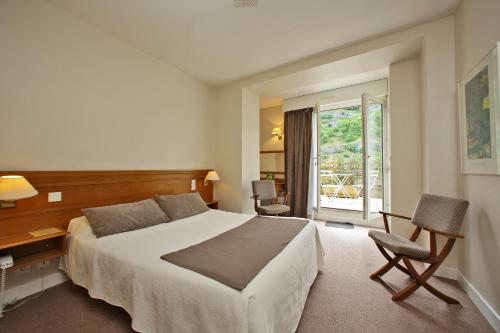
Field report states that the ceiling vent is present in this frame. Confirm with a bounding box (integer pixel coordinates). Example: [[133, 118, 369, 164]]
[[233, 0, 258, 8]]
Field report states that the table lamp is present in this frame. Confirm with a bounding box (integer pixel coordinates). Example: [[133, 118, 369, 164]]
[[0, 175, 39, 208], [204, 170, 220, 186]]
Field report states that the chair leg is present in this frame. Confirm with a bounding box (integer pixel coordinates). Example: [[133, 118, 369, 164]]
[[391, 279, 420, 302], [392, 257, 459, 304], [370, 245, 411, 279], [392, 257, 433, 301], [370, 256, 401, 279], [419, 279, 459, 304]]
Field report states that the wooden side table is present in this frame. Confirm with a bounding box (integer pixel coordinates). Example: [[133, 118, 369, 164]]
[[205, 200, 219, 210], [0, 228, 69, 271]]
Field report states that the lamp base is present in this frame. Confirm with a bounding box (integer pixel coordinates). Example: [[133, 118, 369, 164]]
[[0, 201, 15, 209]]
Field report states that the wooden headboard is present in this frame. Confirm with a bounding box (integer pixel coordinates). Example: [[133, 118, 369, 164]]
[[0, 170, 213, 236]]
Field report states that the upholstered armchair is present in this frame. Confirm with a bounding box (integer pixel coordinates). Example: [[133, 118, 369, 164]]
[[251, 180, 290, 216]]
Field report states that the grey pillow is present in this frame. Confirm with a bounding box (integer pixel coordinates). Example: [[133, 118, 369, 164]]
[[154, 192, 209, 221], [82, 199, 169, 238]]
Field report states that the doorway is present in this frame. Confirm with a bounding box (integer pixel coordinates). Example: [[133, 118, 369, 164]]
[[316, 94, 388, 226]]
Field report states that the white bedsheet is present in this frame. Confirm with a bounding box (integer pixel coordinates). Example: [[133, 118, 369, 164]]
[[61, 209, 324, 333]]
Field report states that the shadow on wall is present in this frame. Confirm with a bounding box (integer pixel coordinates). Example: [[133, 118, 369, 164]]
[[477, 209, 500, 294], [260, 106, 284, 151]]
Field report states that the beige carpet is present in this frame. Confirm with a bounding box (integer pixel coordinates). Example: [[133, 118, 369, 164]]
[[296, 223, 493, 332], [0, 223, 494, 333]]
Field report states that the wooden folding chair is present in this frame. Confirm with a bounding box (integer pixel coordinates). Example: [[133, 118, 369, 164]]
[[368, 194, 469, 304]]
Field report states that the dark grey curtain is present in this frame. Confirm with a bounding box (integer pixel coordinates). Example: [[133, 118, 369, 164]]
[[285, 107, 313, 218]]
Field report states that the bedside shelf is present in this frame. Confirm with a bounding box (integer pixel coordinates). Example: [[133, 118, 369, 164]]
[[260, 150, 284, 154], [10, 248, 65, 271], [0, 229, 69, 271], [0, 230, 68, 250], [205, 200, 219, 209]]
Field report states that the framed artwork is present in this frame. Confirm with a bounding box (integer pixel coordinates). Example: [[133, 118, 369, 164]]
[[458, 42, 500, 174]]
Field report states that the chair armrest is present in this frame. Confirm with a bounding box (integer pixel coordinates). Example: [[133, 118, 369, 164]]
[[251, 195, 260, 215], [423, 226, 464, 239], [379, 211, 412, 220], [379, 211, 412, 234]]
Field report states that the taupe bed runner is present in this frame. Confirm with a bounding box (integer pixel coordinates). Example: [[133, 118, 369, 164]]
[[161, 216, 308, 290]]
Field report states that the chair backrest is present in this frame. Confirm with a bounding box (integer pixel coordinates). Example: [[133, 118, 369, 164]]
[[411, 194, 469, 234], [252, 180, 276, 206]]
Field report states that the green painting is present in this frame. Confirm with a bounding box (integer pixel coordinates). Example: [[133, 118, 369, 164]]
[[465, 66, 492, 160]]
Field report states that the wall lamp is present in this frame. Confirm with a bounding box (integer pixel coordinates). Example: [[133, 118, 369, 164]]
[[271, 127, 283, 140]]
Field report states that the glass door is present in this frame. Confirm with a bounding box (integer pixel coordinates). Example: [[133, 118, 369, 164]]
[[316, 95, 387, 226], [362, 94, 385, 220], [318, 104, 363, 212]]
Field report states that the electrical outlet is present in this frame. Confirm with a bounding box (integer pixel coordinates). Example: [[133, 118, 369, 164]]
[[18, 266, 31, 274], [48, 192, 62, 202], [191, 179, 196, 191], [37, 259, 51, 269]]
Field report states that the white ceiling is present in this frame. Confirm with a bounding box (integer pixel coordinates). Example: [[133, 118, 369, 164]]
[[49, 0, 459, 85]]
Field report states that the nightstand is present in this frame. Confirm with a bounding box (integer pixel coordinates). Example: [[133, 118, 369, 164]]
[[206, 200, 219, 209], [0, 228, 68, 271]]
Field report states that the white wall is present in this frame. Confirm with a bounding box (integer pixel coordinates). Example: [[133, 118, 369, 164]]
[[0, 0, 216, 171], [241, 90, 260, 214], [260, 105, 284, 152], [420, 18, 458, 197], [455, 0, 500, 328], [260, 105, 284, 175], [282, 79, 387, 111], [388, 60, 423, 241], [417, 15, 460, 276], [214, 85, 243, 211], [213, 87, 259, 214], [0, 0, 216, 303]]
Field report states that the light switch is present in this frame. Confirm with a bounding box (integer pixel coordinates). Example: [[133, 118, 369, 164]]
[[48, 192, 62, 202], [191, 179, 196, 191]]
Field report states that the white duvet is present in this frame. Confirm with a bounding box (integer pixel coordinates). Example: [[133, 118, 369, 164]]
[[61, 209, 324, 333]]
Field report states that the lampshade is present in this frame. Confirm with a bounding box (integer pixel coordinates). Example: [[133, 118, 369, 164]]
[[205, 171, 220, 182], [271, 128, 282, 135], [0, 175, 39, 200], [271, 127, 283, 140]]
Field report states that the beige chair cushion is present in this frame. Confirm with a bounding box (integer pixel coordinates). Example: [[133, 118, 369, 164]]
[[368, 230, 430, 260], [411, 194, 469, 234], [252, 180, 276, 201], [257, 204, 290, 215]]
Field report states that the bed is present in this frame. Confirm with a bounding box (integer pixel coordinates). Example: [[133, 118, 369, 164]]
[[61, 208, 324, 333]]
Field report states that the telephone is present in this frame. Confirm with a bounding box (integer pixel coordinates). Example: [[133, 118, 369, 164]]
[[0, 255, 12, 318], [0, 255, 13, 270]]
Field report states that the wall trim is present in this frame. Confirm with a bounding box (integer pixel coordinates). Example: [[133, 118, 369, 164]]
[[457, 271, 500, 332], [5, 269, 68, 305], [315, 213, 384, 229], [433, 265, 458, 280]]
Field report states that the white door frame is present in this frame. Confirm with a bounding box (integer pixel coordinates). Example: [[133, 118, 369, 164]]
[[315, 95, 389, 228], [362, 93, 387, 221]]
